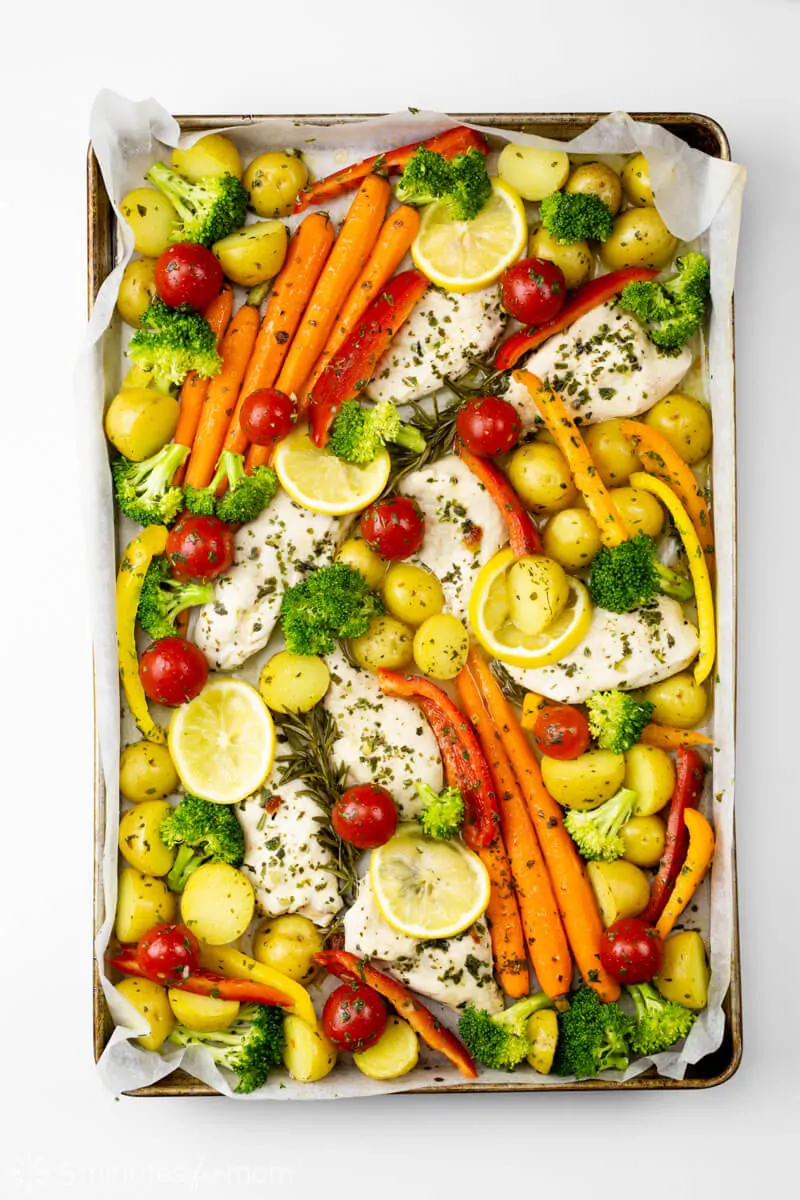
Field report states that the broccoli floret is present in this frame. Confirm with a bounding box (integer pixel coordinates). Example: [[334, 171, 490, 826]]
[[169, 1004, 284, 1093], [587, 689, 655, 754], [136, 556, 213, 641], [160, 794, 245, 892], [552, 986, 633, 1078], [185, 450, 278, 525], [564, 787, 637, 862], [111, 442, 189, 527], [459, 995, 554, 1071], [589, 532, 693, 613], [395, 146, 492, 221], [128, 297, 222, 391], [628, 982, 697, 1056], [145, 161, 248, 247], [328, 400, 426, 465], [280, 562, 384, 656], [620, 253, 711, 351], [539, 190, 614, 244], [415, 781, 464, 840]]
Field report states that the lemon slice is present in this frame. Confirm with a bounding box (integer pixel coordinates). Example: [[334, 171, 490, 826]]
[[169, 680, 275, 804], [411, 178, 528, 293], [469, 547, 592, 668], [371, 826, 491, 939], [273, 426, 390, 516]]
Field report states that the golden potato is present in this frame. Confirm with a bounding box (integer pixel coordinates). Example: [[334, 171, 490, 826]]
[[644, 395, 713, 465], [171, 133, 243, 181], [529, 226, 594, 290], [643, 672, 708, 729], [583, 419, 641, 487], [600, 208, 677, 271], [526, 1008, 559, 1074], [412, 614, 470, 680], [587, 859, 651, 927], [283, 1015, 337, 1082], [116, 258, 157, 329], [507, 441, 577, 513], [181, 862, 255, 945], [542, 507, 602, 572], [116, 977, 174, 1050], [118, 800, 175, 876], [497, 144, 569, 201], [244, 152, 309, 218], [540, 749, 626, 810], [120, 740, 179, 802], [609, 486, 664, 539], [382, 564, 444, 626], [252, 915, 325, 983], [506, 555, 569, 635], [116, 867, 176, 943], [655, 931, 710, 1009], [212, 220, 288, 287], [566, 162, 622, 215], [104, 387, 179, 461], [625, 744, 676, 816], [350, 616, 414, 672], [258, 651, 330, 714], [336, 538, 386, 590], [621, 153, 655, 207], [167, 989, 240, 1032], [119, 187, 177, 257], [620, 815, 666, 868], [354, 1016, 419, 1080]]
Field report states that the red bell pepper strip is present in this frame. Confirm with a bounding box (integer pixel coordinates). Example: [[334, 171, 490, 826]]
[[459, 445, 542, 556], [377, 669, 500, 849], [316, 949, 478, 1080], [108, 948, 293, 1008], [309, 269, 429, 446], [294, 126, 490, 213], [493, 267, 660, 371], [640, 746, 706, 925]]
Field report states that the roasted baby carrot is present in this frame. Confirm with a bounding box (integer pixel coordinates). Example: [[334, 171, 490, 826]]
[[640, 724, 714, 750], [172, 283, 233, 484], [477, 835, 530, 999]]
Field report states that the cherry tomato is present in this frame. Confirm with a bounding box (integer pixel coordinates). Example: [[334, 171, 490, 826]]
[[139, 637, 208, 706], [332, 784, 398, 849], [166, 514, 235, 582], [532, 703, 591, 761], [456, 396, 522, 457], [499, 257, 567, 326], [154, 243, 223, 310], [136, 922, 200, 983], [240, 388, 295, 446], [599, 917, 663, 984], [360, 497, 425, 560], [322, 982, 387, 1052]]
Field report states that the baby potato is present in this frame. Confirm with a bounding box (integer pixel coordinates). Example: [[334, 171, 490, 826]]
[[600, 208, 677, 271], [566, 162, 622, 216], [283, 1015, 337, 1082], [244, 152, 309, 218], [625, 744, 676, 816], [609, 486, 664, 539], [212, 220, 288, 287], [171, 133, 243, 181], [621, 152, 655, 207], [252, 915, 325, 983], [120, 740, 179, 802], [583, 419, 641, 487], [116, 258, 157, 329], [119, 187, 178, 257], [587, 859, 651, 928], [354, 1016, 419, 1080], [118, 800, 175, 876], [643, 672, 708, 729], [181, 862, 255, 945], [413, 614, 470, 680], [104, 387, 179, 461], [506, 555, 569, 636], [167, 989, 240, 1032], [655, 930, 710, 1010], [116, 977, 174, 1051], [336, 538, 386, 590], [382, 563, 444, 627], [507, 441, 577, 513], [620, 814, 666, 868], [350, 616, 414, 672], [529, 225, 594, 290], [497, 144, 569, 201], [116, 867, 176, 943], [540, 749, 626, 810], [644, 394, 713, 465], [259, 651, 330, 714], [526, 1008, 559, 1074], [542, 507, 602, 572]]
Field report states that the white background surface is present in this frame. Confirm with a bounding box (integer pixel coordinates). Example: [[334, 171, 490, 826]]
[[2, 0, 798, 1195]]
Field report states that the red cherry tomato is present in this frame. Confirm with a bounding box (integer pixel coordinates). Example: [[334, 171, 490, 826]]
[[499, 257, 567, 325], [456, 396, 522, 457], [139, 637, 208, 706], [166, 513, 235, 582], [240, 388, 295, 446], [154, 243, 223, 310], [532, 703, 591, 761], [136, 922, 200, 983], [360, 496, 425, 560], [322, 982, 388, 1052], [599, 918, 663, 984], [332, 784, 398, 849]]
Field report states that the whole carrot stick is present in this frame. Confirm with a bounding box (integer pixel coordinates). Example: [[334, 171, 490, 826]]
[[184, 305, 260, 489], [172, 283, 233, 484], [477, 837, 530, 999], [466, 646, 620, 1002]]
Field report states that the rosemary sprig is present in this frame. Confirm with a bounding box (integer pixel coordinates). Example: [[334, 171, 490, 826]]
[[490, 660, 529, 708]]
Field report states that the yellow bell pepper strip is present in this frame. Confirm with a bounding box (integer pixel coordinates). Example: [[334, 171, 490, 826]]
[[654, 808, 715, 939], [629, 471, 715, 685], [520, 691, 546, 731], [640, 724, 714, 750], [116, 525, 168, 743], [197, 942, 319, 1031]]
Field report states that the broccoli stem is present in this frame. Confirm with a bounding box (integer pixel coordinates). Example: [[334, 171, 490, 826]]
[[394, 424, 427, 454], [167, 844, 206, 892], [146, 161, 192, 219], [655, 562, 695, 601]]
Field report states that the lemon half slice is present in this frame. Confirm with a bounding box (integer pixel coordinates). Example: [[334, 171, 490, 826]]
[[273, 426, 390, 516], [169, 680, 275, 804], [371, 827, 491, 939], [469, 547, 592, 668], [411, 178, 528, 293]]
